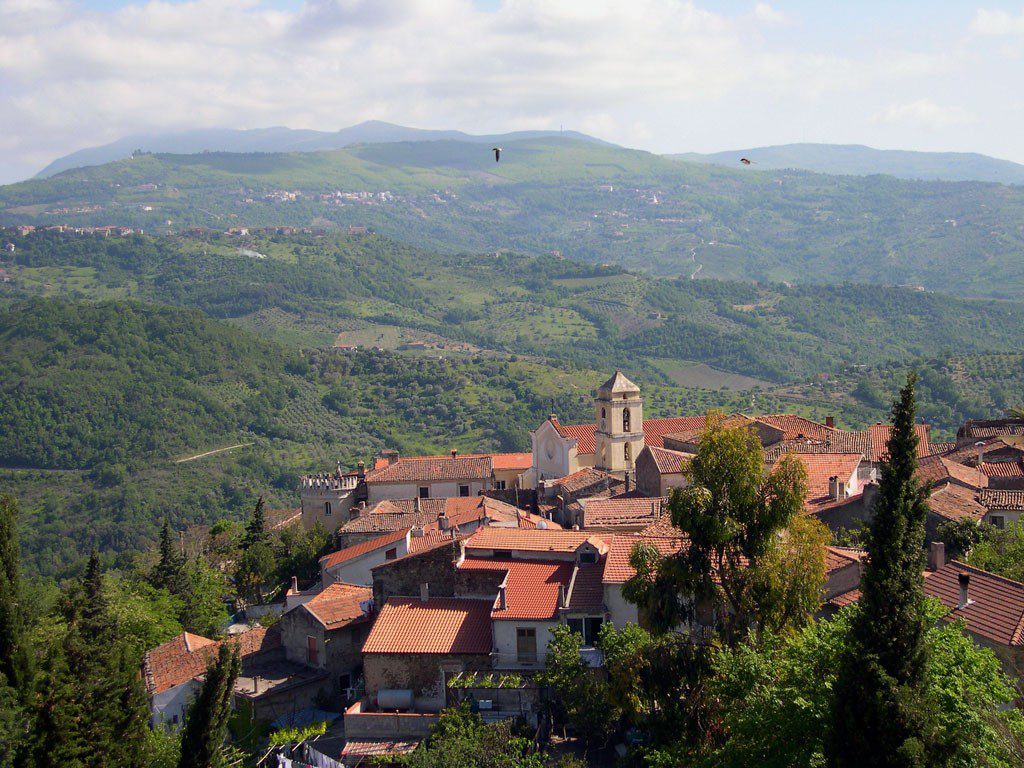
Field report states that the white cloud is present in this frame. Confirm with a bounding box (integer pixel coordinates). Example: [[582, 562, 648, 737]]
[[873, 99, 976, 130], [971, 8, 1024, 36], [0, 0, 1018, 182]]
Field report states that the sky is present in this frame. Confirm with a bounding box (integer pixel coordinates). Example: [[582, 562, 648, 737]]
[[2, 0, 1024, 183]]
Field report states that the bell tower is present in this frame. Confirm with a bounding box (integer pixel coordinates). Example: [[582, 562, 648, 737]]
[[594, 371, 644, 475]]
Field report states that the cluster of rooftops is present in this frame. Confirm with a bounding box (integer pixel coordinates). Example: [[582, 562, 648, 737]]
[[142, 371, 1024, 760]]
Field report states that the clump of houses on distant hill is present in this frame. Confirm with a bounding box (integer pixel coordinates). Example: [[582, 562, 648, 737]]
[[143, 371, 1024, 762]]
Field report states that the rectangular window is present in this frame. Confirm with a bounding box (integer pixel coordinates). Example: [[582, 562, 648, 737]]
[[991, 515, 1006, 530], [306, 635, 318, 665], [516, 627, 537, 663], [418, 486, 430, 499], [566, 617, 603, 646], [493, 550, 513, 559], [385, 547, 397, 560], [495, 480, 507, 491], [459, 484, 470, 497], [578, 551, 597, 564]]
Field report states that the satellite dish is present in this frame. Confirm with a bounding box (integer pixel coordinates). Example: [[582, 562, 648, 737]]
[[537, 520, 548, 529]]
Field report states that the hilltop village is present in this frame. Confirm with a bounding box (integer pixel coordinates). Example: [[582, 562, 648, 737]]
[[141, 371, 1024, 762]]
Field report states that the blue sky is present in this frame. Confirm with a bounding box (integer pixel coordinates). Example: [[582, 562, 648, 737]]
[[2, 0, 1024, 182]]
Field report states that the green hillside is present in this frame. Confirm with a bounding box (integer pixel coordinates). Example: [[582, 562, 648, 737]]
[[4, 138, 1024, 297], [674, 143, 1024, 185]]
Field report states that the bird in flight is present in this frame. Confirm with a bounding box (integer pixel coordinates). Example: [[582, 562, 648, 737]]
[[492, 147, 502, 163], [739, 157, 755, 165]]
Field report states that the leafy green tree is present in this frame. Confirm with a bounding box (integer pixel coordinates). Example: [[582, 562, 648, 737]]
[[106, 576, 185, 660], [967, 521, 1024, 583], [537, 624, 615, 749], [828, 374, 936, 768], [707, 603, 1024, 768], [177, 643, 240, 768], [396, 705, 546, 768], [275, 521, 332, 585], [234, 543, 275, 605], [624, 413, 808, 642], [177, 558, 229, 638]]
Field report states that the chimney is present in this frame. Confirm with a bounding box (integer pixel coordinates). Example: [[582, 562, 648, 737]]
[[357, 460, 365, 480], [863, 482, 879, 511], [414, 496, 420, 513], [290, 575, 298, 593], [957, 572, 971, 609], [451, 449, 458, 459], [558, 584, 568, 609], [828, 476, 839, 500], [438, 515, 450, 531], [624, 472, 631, 493], [420, 583, 430, 602], [382, 449, 399, 466], [497, 584, 507, 611], [549, 414, 557, 422], [411, 526, 425, 538], [825, 416, 835, 429], [927, 541, 945, 572], [253, 675, 261, 695]]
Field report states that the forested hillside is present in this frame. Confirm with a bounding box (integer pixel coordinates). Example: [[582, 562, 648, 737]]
[[4, 137, 1024, 297]]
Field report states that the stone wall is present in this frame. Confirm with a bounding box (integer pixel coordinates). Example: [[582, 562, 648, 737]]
[[363, 653, 491, 698], [372, 541, 505, 606]]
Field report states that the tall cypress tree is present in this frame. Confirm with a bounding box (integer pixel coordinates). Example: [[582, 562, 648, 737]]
[[34, 552, 150, 768], [241, 496, 268, 551], [827, 374, 935, 767], [0, 495, 32, 697], [152, 519, 184, 591], [177, 643, 241, 768]]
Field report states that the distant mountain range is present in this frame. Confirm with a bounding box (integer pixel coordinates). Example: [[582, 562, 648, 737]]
[[673, 143, 1024, 185], [34, 121, 606, 178]]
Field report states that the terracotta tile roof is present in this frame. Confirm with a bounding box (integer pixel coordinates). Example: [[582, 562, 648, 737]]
[[320, 528, 409, 570], [757, 414, 837, 441], [143, 626, 279, 696], [459, 558, 575, 619], [923, 562, 1024, 646], [553, 416, 709, 454], [826, 546, 867, 575], [567, 563, 605, 612], [341, 740, 419, 758], [550, 467, 621, 495], [959, 419, 1024, 441], [362, 597, 493, 655], [465, 527, 606, 555], [303, 582, 373, 629], [867, 423, 932, 462], [978, 489, 1024, 512], [918, 455, 988, 490], [603, 534, 687, 583], [366, 455, 492, 484], [930, 442, 956, 454], [832, 562, 1024, 648], [981, 461, 1024, 479], [942, 436, 1009, 465], [407, 529, 461, 554], [784, 453, 863, 507], [647, 446, 691, 475], [927, 483, 988, 524], [639, 514, 681, 537], [490, 452, 533, 471], [581, 497, 666, 529]]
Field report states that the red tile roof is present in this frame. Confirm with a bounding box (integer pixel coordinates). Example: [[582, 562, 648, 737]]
[[143, 626, 279, 695], [826, 546, 867, 575], [647, 446, 691, 475], [978, 489, 1024, 512], [465, 527, 605, 554], [320, 528, 409, 570], [918, 455, 988, 490], [567, 562, 606, 612], [832, 562, 1024, 648], [602, 534, 686, 584], [459, 558, 575, 619], [303, 582, 373, 629], [553, 416, 709, 454], [927, 484, 987, 524], [757, 414, 837, 441], [867, 423, 932, 462], [362, 598, 493, 655], [550, 467, 621, 495], [784, 453, 863, 507], [490, 452, 533, 471], [981, 461, 1024, 479], [924, 562, 1024, 646], [366, 455, 492, 484], [581, 497, 666, 529], [341, 740, 419, 758]]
